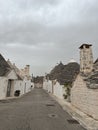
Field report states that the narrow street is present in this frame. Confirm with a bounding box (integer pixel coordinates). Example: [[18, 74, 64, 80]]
[[0, 88, 86, 130]]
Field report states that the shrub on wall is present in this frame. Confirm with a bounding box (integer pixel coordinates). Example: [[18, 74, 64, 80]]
[[63, 82, 72, 102]]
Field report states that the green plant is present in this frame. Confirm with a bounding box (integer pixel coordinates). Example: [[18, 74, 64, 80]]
[[63, 82, 72, 100], [63, 94, 67, 99]]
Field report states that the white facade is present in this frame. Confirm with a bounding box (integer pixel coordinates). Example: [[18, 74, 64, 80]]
[[43, 80, 48, 91], [24, 79, 32, 93], [6, 70, 18, 97], [0, 71, 32, 99], [0, 70, 18, 99], [47, 80, 52, 93], [0, 53, 32, 99], [43, 79, 64, 99], [13, 79, 32, 96], [14, 80, 24, 96], [53, 81, 64, 99], [43, 78, 48, 91], [43, 80, 52, 92]]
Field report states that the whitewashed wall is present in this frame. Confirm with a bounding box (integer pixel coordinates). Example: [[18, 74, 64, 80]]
[[71, 74, 98, 120], [43, 80, 52, 92], [0, 77, 8, 99], [24, 79, 32, 93], [0, 70, 18, 99], [13, 78, 32, 97], [47, 80, 52, 93], [53, 81, 64, 99], [0, 74, 32, 99], [43, 80, 48, 91], [43, 80, 65, 99], [14, 80, 24, 96]]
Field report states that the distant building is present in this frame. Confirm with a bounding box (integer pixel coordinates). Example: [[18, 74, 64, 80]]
[[34, 76, 43, 88]]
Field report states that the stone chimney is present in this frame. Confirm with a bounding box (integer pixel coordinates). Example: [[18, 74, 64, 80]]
[[25, 65, 30, 76], [79, 44, 93, 74]]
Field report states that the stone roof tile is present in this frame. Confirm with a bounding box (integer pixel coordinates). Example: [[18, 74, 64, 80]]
[[0, 54, 11, 76]]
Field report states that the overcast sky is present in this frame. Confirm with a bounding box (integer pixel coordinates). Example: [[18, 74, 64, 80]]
[[0, 0, 98, 76]]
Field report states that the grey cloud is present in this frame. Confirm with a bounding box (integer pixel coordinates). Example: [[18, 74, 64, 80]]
[[18, 0, 59, 8], [0, 0, 98, 76], [0, 0, 59, 16], [0, 21, 98, 51], [77, 0, 98, 23]]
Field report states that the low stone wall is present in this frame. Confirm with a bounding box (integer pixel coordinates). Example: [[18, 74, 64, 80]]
[[71, 75, 98, 120]]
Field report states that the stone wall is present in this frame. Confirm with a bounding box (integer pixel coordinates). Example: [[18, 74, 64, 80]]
[[71, 74, 98, 120], [80, 45, 93, 74]]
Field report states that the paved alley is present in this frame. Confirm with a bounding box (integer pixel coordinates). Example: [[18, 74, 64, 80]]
[[0, 88, 86, 130]]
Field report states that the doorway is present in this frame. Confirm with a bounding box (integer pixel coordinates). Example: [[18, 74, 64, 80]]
[[6, 80, 12, 97]]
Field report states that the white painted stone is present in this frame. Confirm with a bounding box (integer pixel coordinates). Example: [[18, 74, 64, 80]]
[[71, 74, 98, 120]]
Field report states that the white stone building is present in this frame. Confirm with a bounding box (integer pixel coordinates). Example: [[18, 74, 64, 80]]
[[7, 59, 32, 96], [71, 44, 98, 120], [43, 61, 80, 100], [0, 54, 32, 100], [0, 54, 18, 99]]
